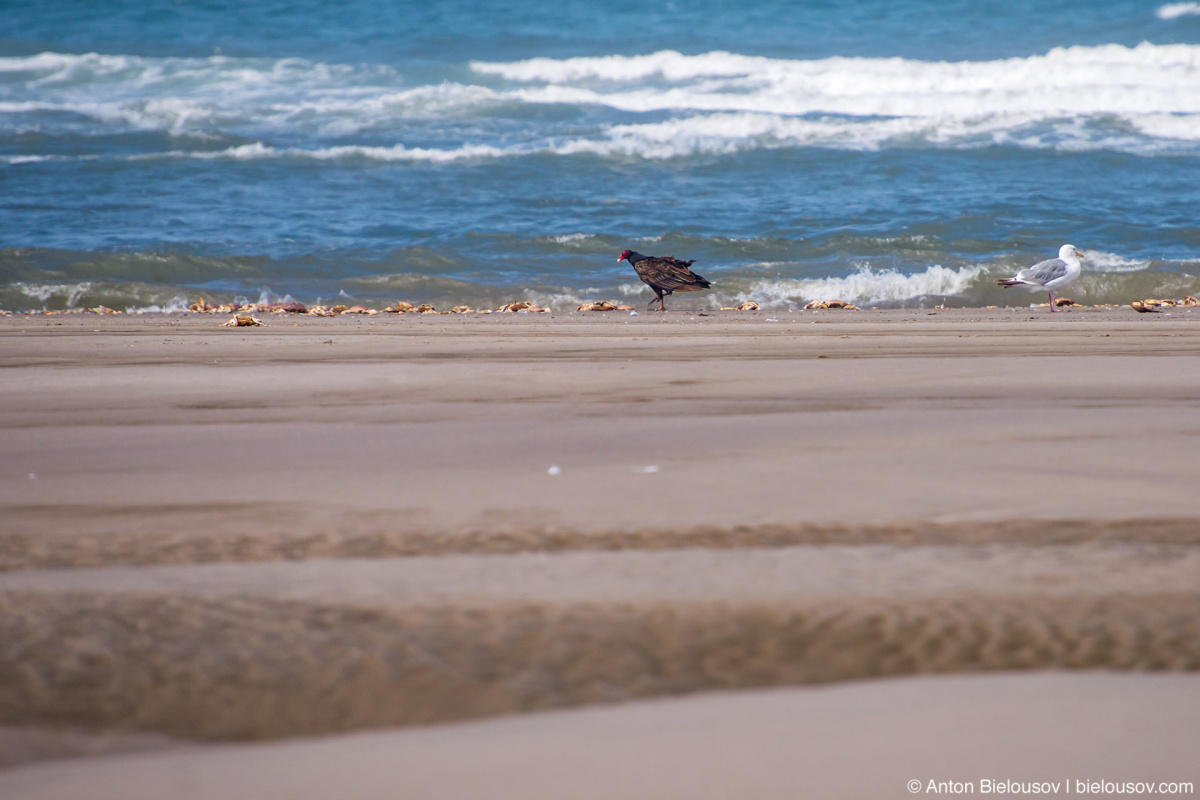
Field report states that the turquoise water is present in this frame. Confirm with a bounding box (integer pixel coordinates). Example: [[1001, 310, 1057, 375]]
[[2, 1, 1199, 311]]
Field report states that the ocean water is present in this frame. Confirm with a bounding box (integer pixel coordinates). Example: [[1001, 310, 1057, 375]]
[[2, 0, 1199, 312]]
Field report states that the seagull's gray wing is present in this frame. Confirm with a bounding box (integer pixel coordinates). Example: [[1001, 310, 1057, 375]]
[[1016, 258, 1069, 286]]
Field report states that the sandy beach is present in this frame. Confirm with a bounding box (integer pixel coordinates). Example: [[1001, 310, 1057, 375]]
[[1, 308, 1198, 797]]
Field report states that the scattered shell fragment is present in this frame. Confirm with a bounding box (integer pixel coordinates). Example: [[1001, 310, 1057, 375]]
[[384, 301, 415, 313], [736, 301, 760, 311], [577, 300, 619, 311], [340, 305, 376, 314], [1053, 297, 1077, 307], [450, 305, 474, 313], [414, 304, 438, 313], [86, 305, 121, 315], [308, 305, 337, 317], [1130, 301, 1158, 313], [221, 315, 265, 327]]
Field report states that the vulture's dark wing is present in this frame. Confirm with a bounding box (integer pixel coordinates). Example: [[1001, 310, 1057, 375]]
[[634, 256, 712, 292]]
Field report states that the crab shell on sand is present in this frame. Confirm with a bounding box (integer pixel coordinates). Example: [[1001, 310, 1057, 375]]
[[221, 315, 265, 327]]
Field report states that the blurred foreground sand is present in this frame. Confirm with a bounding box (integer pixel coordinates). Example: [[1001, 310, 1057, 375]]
[[0, 310, 1197, 796]]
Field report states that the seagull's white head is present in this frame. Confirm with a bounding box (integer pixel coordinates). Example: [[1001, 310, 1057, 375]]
[[1059, 244, 1085, 261]]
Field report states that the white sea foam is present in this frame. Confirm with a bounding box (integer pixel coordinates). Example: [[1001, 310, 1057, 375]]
[[2, 154, 59, 164], [130, 294, 191, 314], [1083, 251, 1154, 273], [16, 281, 94, 307], [5, 45, 1200, 160], [1157, 3, 1200, 19], [729, 264, 990, 307], [132, 140, 511, 163], [476, 44, 1200, 117], [552, 233, 596, 245], [521, 288, 593, 309]]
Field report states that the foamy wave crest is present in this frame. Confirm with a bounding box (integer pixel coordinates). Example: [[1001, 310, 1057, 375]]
[[16, 281, 95, 307], [552, 233, 596, 246], [732, 264, 989, 307], [471, 44, 1200, 155], [144, 141, 511, 163], [0, 51, 420, 136], [474, 45, 1200, 117], [1157, 3, 1200, 19], [1085, 251, 1154, 273], [552, 112, 1059, 156], [131, 294, 190, 314]]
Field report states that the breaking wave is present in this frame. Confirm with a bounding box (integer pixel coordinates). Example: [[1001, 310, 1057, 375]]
[[4, 44, 1200, 162], [728, 264, 991, 307]]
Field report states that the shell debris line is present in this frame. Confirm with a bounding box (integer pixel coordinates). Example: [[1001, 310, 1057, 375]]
[[381, 301, 438, 314], [804, 300, 861, 310], [15, 293, 1200, 319], [1132, 297, 1199, 313], [498, 301, 549, 313], [576, 300, 634, 311], [1026, 298, 1078, 309]]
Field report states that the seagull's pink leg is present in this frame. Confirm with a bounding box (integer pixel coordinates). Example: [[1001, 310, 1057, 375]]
[[1048, 290, 1058, 312]]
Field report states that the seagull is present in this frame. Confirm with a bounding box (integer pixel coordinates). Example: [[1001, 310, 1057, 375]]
[[994, 245, 1085, 312]]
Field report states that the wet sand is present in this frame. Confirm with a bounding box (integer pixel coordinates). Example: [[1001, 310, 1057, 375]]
[[1, 673, 1197, 800], [0, 309, 1197, 794]]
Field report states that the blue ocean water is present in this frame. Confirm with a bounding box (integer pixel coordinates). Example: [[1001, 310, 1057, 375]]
[[2, 0, 1199, 311]]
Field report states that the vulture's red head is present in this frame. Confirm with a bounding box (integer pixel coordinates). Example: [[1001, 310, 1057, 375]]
[[617, 249, 633, 262]]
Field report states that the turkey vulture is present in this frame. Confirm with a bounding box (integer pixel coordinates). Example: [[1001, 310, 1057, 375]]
[[617, 250, 712, 311], [993, 244, 1085, 312]]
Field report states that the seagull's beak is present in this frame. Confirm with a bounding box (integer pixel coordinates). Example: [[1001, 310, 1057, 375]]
[[1076, 249, 1086, 259]]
